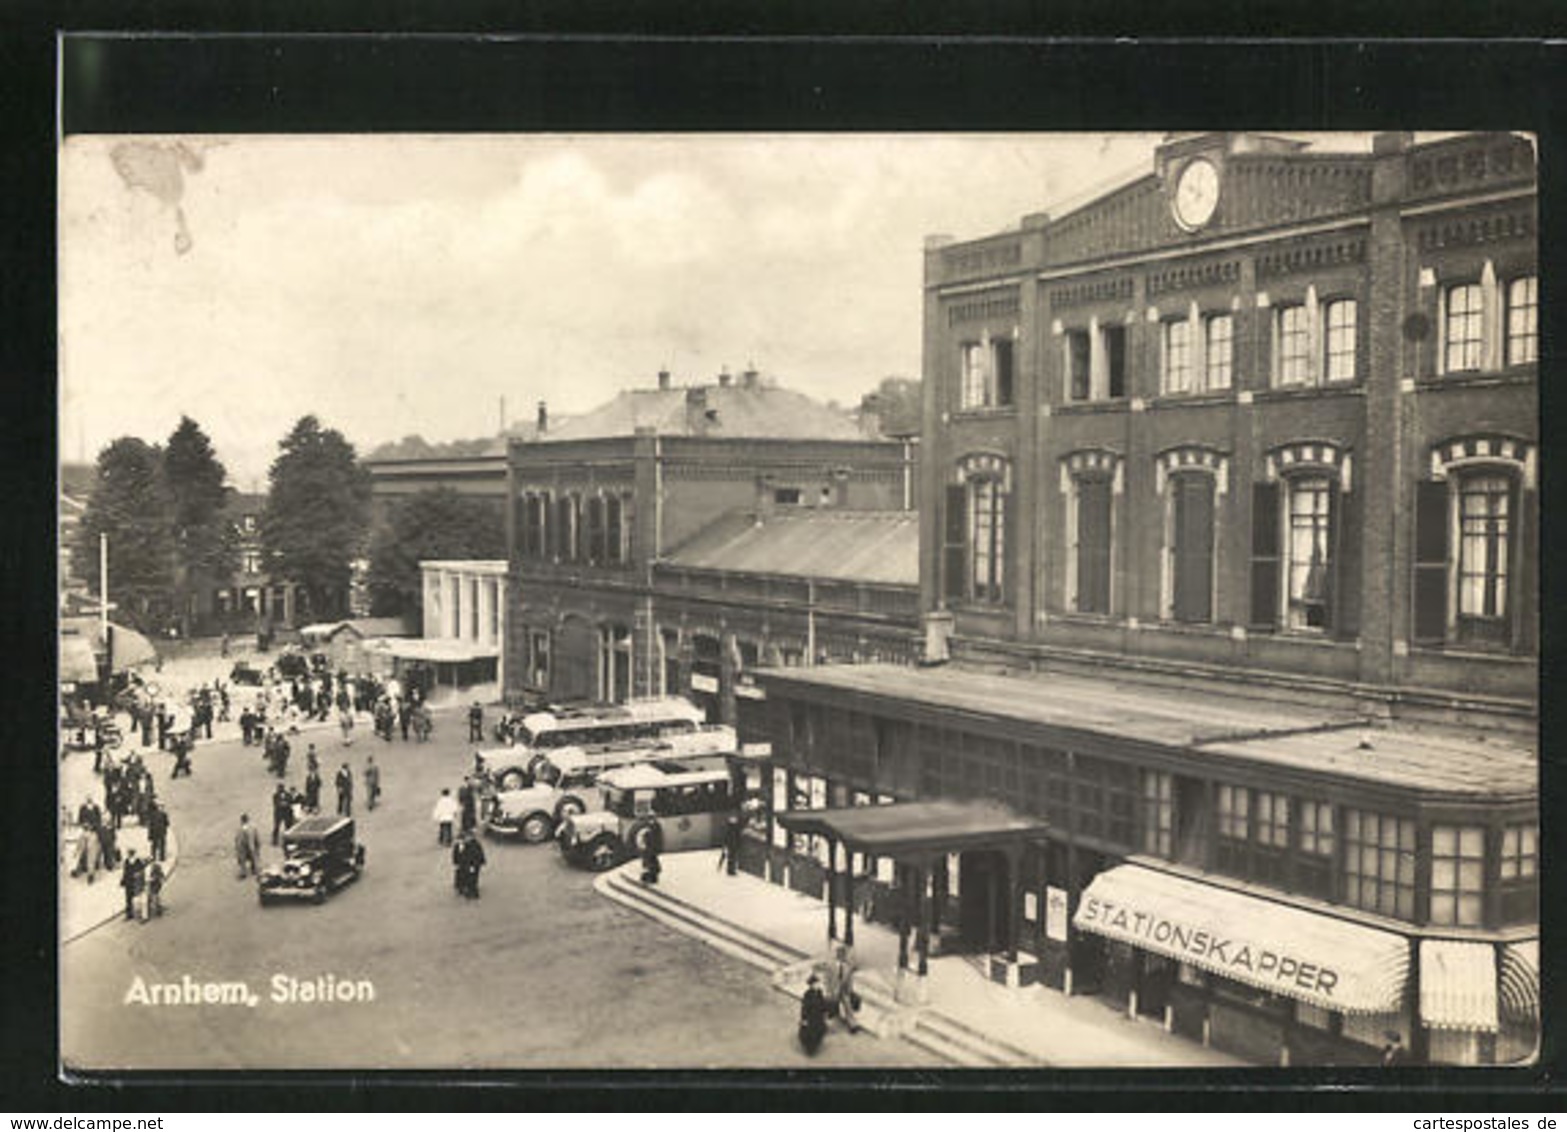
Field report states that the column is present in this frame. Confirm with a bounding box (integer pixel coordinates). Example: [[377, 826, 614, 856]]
[[896, 864, 911, 973], [843, 850, 856, 949], [826, 837, 838, 943], [916, 860, 931, 978], [1007, 845, 1023, 963]]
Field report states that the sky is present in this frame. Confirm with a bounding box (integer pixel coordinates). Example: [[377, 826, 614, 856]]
[[59, 132, 1377, 489]]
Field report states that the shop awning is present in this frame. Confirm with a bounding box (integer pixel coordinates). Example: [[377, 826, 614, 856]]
[[1419, 939, 1498, 1032], [366, 637, 496, 663], [776, 799, 1049, 856], [107, 623, 158, 670], [1498, 939, 1538, 1025], [1073, 866, 1409, 1015]]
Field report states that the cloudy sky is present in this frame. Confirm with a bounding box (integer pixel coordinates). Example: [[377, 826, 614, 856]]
[[60, 132, 1373, 488]]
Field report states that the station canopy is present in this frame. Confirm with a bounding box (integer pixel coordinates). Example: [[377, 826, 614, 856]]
[[776, 799, 1049, 857]]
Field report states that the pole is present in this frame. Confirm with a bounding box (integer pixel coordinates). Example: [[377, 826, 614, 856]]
[[100, 532, 111, 682]]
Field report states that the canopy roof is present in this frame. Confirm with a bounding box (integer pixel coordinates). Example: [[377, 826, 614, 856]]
[[1420, 939, 1499, 1033], [776, 799, 1048, 855]]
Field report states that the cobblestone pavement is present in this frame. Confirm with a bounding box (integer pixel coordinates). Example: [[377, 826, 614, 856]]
[[60, 651, 942, 1071]]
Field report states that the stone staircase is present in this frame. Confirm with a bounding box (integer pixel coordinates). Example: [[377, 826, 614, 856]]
[[596, 867, 1042, 1067]]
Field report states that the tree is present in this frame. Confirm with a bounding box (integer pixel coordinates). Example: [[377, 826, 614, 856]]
[[365, 488, 506, 618], [261, 415, 372, 622], [164, 416, 235, 633], [858, 376, 921, 438], [71, 438, 177, 632]]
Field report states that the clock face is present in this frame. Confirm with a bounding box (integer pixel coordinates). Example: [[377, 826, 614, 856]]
[[1174, 157, 1220, 230]]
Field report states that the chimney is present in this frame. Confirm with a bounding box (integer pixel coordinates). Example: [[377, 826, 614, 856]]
[[536, 400, 548, 434], [718, 367, 732, 388], [657, 369, 671, 391]]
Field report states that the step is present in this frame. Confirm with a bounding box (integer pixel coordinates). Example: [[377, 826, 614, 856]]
[[607, 870, 812, 965], [597, 871, 804, 973]]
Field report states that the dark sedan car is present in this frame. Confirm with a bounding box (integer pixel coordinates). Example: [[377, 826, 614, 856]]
[[258, 816, 365, 905]]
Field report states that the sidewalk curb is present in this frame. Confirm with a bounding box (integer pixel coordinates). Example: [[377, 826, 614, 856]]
[[61, 827, 182, 945]]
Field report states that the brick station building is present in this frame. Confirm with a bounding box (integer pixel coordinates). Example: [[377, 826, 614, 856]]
[[748, 132, 1538, 1066]]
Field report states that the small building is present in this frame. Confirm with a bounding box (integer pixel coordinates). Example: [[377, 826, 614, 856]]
[[297, 617, 411, 672], [417, 560, 508, 694]]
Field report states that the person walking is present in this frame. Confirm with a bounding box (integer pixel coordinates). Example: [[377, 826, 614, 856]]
[[233, 813, 262, 879], [73, 797, 103, 882], [145, 859, 165, 919], [146, 800, 170, 862], [335, 763, 354, 816], [339, 705, 355, 747], [720, 811, 743, 876], [303, 766, 322, 813], [398, 699, 411, 742], [831, 944, 862, 1034], [453, 831, 486, 898], [458, 779, 477, 835], [467, 701, 484, 742], [120, 850, 145, 921], [96, 816, 119, 871], [270, 782, 293, 845], [432, 788, 458, 846], [798, 973, 830, 1056], [364, 755, 381, 811]]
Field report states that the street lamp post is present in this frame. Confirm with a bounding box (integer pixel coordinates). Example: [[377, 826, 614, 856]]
[[100, 532, 112, 677]]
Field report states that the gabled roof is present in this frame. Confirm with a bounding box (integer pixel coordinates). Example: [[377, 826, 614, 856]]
[[545, 382, 865, 442], [665, 509, 918, 587]]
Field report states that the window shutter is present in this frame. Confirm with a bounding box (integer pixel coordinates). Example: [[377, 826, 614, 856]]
[[944, 483, 967, 602], [999, 487, 1014, 604], [1077, 478, 1112, 614], [1173, 476, 1214, 624], [1412, 479, 1449, 645], [1249, 481, 1280, 628], [1516, 486, 1537, 654], [1333, 488, 1361, 640]]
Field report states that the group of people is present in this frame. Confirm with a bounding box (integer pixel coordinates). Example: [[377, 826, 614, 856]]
[[372, 691, 432, 744], [118, 849, 165, 922], [70, 751, 172, 886], [798, 944, 862, 1055], [264, 747, 383, 844]]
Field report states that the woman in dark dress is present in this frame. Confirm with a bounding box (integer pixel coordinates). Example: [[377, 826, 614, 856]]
[[798, 974, 830, 1056]]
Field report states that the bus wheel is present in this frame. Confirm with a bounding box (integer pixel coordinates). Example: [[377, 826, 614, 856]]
[[628, 820, 659, 855], [520, 813, 553, 844], [586, 836, 620, 872]]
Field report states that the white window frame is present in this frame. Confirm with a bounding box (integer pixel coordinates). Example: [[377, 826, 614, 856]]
[[959, 334, 1016, 410], [1505, 275, 1538, 366], [1204, 312, 1233, 391], [1275, 303, 1312, 386], [1282, 473, 1334, 632], [1324, 298, 1358, 382], [1161, 317, 1192, 394]]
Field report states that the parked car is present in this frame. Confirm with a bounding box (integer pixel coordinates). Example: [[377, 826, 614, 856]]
[[258, 815, 365, 905], [230, 662, 265, 686], [557, 756, 742, 872]]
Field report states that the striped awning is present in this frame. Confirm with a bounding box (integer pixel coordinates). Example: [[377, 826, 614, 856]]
[[1073, 866, 1410, 1014], [1498, 939, 1539, 1025], [1419, 939, 1498, 1032]]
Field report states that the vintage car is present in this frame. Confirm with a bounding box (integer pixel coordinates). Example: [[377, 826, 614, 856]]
[[229, 661, 265, 686], [258, 815, 365, 905], [557, 756, 744, 872]]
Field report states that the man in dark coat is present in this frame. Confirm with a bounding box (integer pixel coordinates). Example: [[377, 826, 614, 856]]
[[146, 801, 170, 862], [467, 702, 484, 742], [453, 832, 487, 898], [303, 767, 322, 813], [271, 783, 293, 845], [120, 849, 145, 921], [335, 763, 353, 816], [457, 780, 477, 835]]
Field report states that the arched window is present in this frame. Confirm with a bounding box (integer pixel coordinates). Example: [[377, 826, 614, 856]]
[[1250, 443, 1358, 635], [1157, 447, 1227, 625], [1061, 450, 1121, 615]]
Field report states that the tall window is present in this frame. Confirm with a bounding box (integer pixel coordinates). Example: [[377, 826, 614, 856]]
[[605, 494, 624, 564], [1204, 313, 1233, 391], [1444, 283, 1484, 372], [1324, 299, 1358, 381], [1498, 822, 1538, 924], [1506, 276, 1538, 366], [1103, 325, 1127, 398], [1296, 801, 1336, 899], [1430, 824, 1485, 927], [959, 338, 1015, 409], [1342, 810, 1415, 920], [1276, 304, 1310, 385], [1162, 318, 1192, 394], [1140, 770, 1173, 858], [1066, 330, 1091, 401], [969, 478, 1006, 603], [1215, 784, 1250, 874], [1458, 473, 1512, 636], [1169, 473, 1215, 624], [1286, 476, 1333, 630], [556, 494, 579, 561], [1075, 475, 1113, 614]]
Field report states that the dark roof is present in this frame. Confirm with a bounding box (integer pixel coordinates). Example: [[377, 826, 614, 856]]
[[757, 663, 1536, 799], [665, 510, 918, 586], [285, 815, 354, 838], [777, 799, 1046, 854], [545, 381, 865, 442]]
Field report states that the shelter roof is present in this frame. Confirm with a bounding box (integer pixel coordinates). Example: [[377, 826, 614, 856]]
[[665, 510, 918, 587], [757, 663, 1535, 799], [777, 799, 1047, 854]]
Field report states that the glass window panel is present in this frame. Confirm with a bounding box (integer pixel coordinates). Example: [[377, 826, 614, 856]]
[[1445, 283, 1484, 372], [1506, 276, 1537, 366], [1164, 319, 1191, 394], [1325, 300, 1357, 381], [1277, 305, 1310, 384], [1205, 314, 1232, 390]]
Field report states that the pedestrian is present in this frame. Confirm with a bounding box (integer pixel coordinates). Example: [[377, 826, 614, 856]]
[[453, 831, 487, 898], [72, 797, 103, 882], [720, 811, 742, 876], [335, 762, 354, 816], [458, 779, 477, 835], [271, 782, 293, 845], [398, 699, 411, 742], [146, 800, 169, 862], [220, 632, 230, 658], [120, 849, 145, 921], [96, 816, 119, 870], [798, 974, 830, 1056], [432, 788, 458, 846], [234, 813, 262, 879], [304, 767, 322, 813], [364, 755, 381, 811], [639, 822, 663, 886], [831, 944, 862, 1034], [145, 859, 165, 919], [170, 734, 193, 778], [1380, 1032, 1409, 1067], [467, 701, 484, 742], [306, 744, 320, 774], [339, 706, 355, 746]]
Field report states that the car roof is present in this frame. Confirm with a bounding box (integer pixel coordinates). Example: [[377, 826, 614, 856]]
[[285, 815, 354, 838], [521, 697, 704, 732]]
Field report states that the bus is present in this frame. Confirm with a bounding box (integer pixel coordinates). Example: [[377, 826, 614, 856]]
[[557, 753, 762, 872], [487, 697, 711, 789], [485, 728, 738, 843]]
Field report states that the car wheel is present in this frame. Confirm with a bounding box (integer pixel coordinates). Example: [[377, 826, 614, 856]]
[[497, 767, 529, 791], [554, 797, 585, 823], [628, 820, 660, 855], [586, 836, 620, 873], [520, 812, 553, 844]]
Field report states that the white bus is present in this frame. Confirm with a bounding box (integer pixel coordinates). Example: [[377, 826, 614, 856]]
[[488, 697, 710, 789]]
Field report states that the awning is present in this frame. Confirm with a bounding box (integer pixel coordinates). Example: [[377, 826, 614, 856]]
[[106, 623, 158, 670], [1419, 939, 1498, 1032], [777, 799, 1048, 856], [366, 637, 496, 664], [60, 635, 99, 683], [1498, 939, 1539, 1025], [1073, 866, 1409, 1015]]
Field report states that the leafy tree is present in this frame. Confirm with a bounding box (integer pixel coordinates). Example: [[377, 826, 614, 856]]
[[71, 437, 177, 632], [859, 376, 921, 438], [365, 488, 506, 618], [164, 415, 235, 632], [261, 415, 371, 622]]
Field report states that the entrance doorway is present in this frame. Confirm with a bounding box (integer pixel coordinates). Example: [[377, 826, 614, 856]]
[[1137, 952, 1176, 1019], [957, 850, 1011, 953]]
